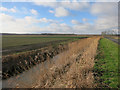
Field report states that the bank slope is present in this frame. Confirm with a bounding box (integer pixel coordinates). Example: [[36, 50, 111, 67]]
[[94, 38, 119, 88]]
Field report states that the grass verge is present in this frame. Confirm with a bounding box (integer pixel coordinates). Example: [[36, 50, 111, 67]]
[[94, 38, 119, 88]]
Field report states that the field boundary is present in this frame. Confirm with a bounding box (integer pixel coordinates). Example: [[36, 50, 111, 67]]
[[94, 38, 119, 88]]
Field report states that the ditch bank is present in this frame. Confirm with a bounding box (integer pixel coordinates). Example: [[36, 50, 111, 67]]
[[2, 42, 69, 80], [34, 36, 101, 88], [2, 36, 100, 88]]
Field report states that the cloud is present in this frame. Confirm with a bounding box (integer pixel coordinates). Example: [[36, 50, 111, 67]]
[[49, 10, 54, 13], [71, 19, 94, 33], [24, 16, 39, 24], [91, 2, 118, 16], [41, 22, 73, 33], [0, 6, 16, 13], [82, 18, 87, 22], [1, 12, 117, 34], [0, 13, 15, 22], [0, 13, 38, 33], [34, 1, 57, 8], [73, 23, 92, 32], [30, 9, 38, 15], [90, 2, 118, 32], [34, 2, 90, 17], [39, 18, 58, 23], [0, 13, 59, 33], [0, 13, 72, 33], [94, 16, 118, 31], [55, 7, 70, 17], [71, 20, 82, 25], [34, 2, 90, 11], [0, 2, 118, 34], [60, 2, 90, 11]]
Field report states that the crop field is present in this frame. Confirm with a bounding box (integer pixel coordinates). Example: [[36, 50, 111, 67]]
[[3, 35, 86, 49], [2, 35, 88, 55]]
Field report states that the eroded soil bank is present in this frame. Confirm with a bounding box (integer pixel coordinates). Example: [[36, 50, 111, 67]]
[[2, 36, 100, 88], [2, 42, 69, 79]]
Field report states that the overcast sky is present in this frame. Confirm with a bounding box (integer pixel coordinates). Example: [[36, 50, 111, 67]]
[[0, 0, 118, 34]]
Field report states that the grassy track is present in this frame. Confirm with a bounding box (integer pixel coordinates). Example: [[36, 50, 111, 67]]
[[94, 38, 119, 88]]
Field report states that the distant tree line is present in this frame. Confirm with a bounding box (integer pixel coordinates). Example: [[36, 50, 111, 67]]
[[101, 29, 119, 36], [41, 33, 75, 35], [1, 33, 76, 35]]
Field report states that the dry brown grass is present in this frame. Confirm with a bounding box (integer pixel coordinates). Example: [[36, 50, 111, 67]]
[[30, 36, 100, 88], [5, 37, 100, 88]]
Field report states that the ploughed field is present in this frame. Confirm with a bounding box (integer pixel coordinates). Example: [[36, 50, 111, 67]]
[[2, 35, 88, 55]]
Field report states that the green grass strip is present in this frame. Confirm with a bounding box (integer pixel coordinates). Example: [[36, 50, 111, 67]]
[[94, 38, 120, 88]]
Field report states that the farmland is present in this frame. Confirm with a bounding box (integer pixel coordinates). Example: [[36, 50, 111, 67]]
[[2, 36, 100, 88], [1, 1, 119, 89], [2, 35, 88, 55], [3, 35, 86, 48], [2, 35, 119, 89]]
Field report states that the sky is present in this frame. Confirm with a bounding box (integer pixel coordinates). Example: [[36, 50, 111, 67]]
[[0, 0, 118, 34]]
